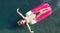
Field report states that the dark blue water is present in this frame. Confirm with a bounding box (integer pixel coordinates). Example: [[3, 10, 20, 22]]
[[0, 0, 60, 33]]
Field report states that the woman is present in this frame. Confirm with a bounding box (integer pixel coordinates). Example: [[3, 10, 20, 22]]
[[17, 11, 36, 25], [17, 3, 52, 25]]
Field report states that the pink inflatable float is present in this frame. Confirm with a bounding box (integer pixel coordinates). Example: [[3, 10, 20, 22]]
[[28, 3, 52, 23], [17, 3, 52, 25], [17, 3, 52, 33]]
